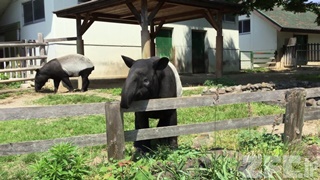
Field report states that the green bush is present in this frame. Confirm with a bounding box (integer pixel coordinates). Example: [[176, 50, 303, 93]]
[[31, 143, 90, 179], [203, 77, 235, 87], [238, 130, 285, 156]]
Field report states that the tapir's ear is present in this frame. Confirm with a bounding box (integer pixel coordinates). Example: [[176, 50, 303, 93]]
[[153, 57, 169, 70], [121, 55, 135, 68], [35, 69, 39, 73]]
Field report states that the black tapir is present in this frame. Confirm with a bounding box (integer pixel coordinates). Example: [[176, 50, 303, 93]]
[[120, 55, 182, 152], [35, 54, 94, 93]]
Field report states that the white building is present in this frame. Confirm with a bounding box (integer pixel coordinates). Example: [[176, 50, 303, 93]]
[[239, 6, 320, 68], [0, 0, 241, 79]]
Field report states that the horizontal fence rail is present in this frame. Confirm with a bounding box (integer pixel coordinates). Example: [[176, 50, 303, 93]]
[[0, 34, 77, 84], [1, 88, 320, 156], [0, 33, 47, 83]]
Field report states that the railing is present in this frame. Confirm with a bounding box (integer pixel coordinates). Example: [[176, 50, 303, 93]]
[[0, 33, 77, 84], [240, 51, 275, 69], [0, 33, 47, 83], [283, 43, 320, 67], [1, 88, 320, 157]]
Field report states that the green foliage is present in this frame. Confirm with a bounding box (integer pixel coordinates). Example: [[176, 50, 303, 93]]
[[182, 88, 203, 96], [31, 143, 90, 179], [242, 67, 270, 73], [0, 115, 106, 144], [296, 74, 320, 82], [97, 88, 122, 96], [203, 77, 236, 87], [33, 94, 113, 105], [193, 151, 245, 179], [0, 92, 10, 99], [238, 130, 285, 156]]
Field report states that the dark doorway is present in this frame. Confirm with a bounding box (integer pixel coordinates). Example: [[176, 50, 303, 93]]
[[192, 30, 206, 73], [156, 29, 172, 59], [294, 35, 308, 65]]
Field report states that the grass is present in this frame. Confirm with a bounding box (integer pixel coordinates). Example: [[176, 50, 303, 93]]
[[0, 88, 318, 179], [33, 94, 114, 105], [296, 74, 320, 82]]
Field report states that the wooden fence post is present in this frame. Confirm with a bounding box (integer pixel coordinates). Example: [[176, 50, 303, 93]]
[[105, 101, 125, 160], [38, 33, 46, 65], [283, 88, 306, 143]]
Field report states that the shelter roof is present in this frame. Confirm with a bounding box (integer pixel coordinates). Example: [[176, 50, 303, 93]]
[[54, 0, 243, 25], [255, 6, 320, 33]]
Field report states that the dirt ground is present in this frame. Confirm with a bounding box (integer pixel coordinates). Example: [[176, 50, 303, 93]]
[[1, 66, 320, 136]]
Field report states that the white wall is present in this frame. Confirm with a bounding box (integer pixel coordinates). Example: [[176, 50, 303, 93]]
[[239, 13, 277, 52], [1, 0, 241, 78]]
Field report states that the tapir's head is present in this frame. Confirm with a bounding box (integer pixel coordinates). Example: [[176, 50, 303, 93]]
[[34, 69, 48, 92], [120, 55, 169, 109]]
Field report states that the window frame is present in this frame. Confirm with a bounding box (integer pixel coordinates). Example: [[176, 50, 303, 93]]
[[239, 19, 250, 34], [223, 14, 236, 23], [22, 0, 45, 25]]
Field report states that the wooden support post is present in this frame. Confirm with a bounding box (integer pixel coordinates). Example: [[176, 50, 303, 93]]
[[283, 88, 306, 143], [141, 0, 151, 58], [105, 101, 125, 160], [215, 13, 223, 78], [76, 16, 84, 89]]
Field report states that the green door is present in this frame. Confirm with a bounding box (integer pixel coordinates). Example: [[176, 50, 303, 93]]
[[192, 31, 206, 73], [156, 29, 172, 58]]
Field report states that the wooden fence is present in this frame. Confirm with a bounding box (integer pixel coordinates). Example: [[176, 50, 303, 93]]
[[240, 51, 275, 69], [283, 43, 320, 67], [0, 34, 47, 83], [0, 33, 77, 84], [1, 88, 320, 158]]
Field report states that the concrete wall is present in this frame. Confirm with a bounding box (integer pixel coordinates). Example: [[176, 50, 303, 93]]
[[0, 0, 240, 78]]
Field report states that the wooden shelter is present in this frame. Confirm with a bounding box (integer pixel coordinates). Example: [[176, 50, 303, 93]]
[[54, 0, 243, 77]]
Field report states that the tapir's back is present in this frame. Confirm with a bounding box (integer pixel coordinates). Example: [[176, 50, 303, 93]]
[[58, 54, 94, 76]]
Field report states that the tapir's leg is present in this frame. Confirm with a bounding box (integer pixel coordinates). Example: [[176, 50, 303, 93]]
[[61, 77, 74, 92], [134, 112, 151, 152], [157, 110, 178, 148], [53, 79, 61, 93], [79, 69, 92, 92]]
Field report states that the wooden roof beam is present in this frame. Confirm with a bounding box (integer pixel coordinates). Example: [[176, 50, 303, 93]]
[[79, 13, 95, 35], [126, 1, 141, 23], [148, 0, 165, 23]]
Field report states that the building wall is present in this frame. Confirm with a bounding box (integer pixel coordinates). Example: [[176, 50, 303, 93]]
[[239, 14, 277, 52], [0, 0, 240, 78]]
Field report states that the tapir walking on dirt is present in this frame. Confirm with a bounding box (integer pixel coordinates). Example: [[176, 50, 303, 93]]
[[120, 55, 182, 152], [34, 54, 94, 93]]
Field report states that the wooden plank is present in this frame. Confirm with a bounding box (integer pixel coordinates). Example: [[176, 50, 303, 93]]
[[0, 66, 41, 73], [304, 108, 320, 122], [0, 103, 105, 121], [124, 114, 283, 141], [306, 88, 320, 98], [0, 134, 106, 156], [105, 102, 125, 160], [0, 56, 47, 62], [44, 37, 77, 43], [0, 77, 35, 84], [283, 89, 306, 143], [0, 43, 46, 48], [122, 89, 287, 112]]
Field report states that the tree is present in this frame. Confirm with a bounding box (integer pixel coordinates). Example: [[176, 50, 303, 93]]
[[230, 0, 320, 25]]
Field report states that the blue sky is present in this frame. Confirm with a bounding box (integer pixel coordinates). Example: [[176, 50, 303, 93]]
[[308, 0, 320, 2]]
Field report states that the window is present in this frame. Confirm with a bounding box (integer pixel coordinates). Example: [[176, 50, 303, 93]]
[[239, 19, 250, 34], [223, 14, 236, 22], [22, 0, 45, 25]]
